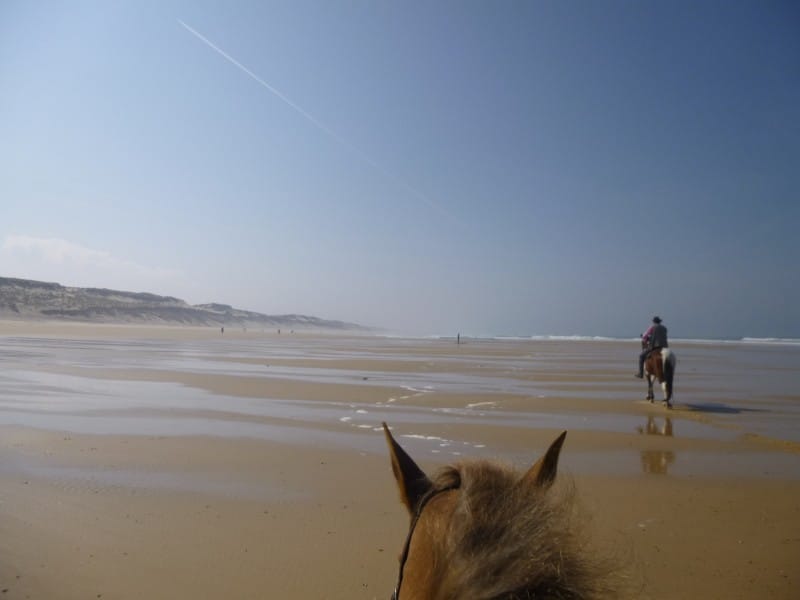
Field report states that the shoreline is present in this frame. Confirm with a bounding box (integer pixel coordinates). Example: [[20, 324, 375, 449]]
[[1, 317, 798, 346]]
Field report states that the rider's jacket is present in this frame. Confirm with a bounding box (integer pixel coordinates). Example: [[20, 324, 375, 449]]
[[648, 324, 668, 350]]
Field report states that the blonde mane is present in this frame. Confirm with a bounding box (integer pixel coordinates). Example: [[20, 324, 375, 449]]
[[425, 461, 622, 599]]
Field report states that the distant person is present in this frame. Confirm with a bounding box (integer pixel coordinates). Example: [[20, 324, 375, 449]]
[[221, 326, 224, 335], [636, 316, 668, 378], [457, 333, 460, 345]]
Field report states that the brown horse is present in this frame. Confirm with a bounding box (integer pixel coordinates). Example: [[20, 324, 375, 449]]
[[643, 347, 676, 408], [383, 423, 621, 599]]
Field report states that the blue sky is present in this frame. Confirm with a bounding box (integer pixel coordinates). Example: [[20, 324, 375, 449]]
[[1, 1, 798, 338]]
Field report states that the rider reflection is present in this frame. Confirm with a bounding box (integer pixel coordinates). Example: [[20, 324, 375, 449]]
[[636, 416, 674, 474]]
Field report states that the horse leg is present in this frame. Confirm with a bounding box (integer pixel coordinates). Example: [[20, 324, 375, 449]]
[[663, 376, 673, 409], [646, 375, 654, 402], [663, 356, 674, 409]]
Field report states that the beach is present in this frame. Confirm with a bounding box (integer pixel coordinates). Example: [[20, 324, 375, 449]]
[[1, 321, 798, 599]]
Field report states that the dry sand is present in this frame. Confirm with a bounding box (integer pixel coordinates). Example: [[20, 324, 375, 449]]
[[1, 321, 798, 599]]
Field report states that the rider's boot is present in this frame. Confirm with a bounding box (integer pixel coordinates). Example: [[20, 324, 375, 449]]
[[635, 354, 646, 378]]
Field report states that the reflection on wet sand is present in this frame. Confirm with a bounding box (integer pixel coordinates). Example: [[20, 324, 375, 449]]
[[638, 415, 675, 474], [640, 449, 675, 474], [638, 415, 673, 437]]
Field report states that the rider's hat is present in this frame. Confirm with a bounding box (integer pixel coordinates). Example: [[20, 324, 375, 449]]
[[652, 316, 662, 324]]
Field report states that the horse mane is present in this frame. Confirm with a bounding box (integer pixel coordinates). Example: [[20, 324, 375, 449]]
[[426, 460, 623, 600]]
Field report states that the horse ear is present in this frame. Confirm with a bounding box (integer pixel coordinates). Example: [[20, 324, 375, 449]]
[[520, 431, 567, 489], [382, 422, 432, 514]]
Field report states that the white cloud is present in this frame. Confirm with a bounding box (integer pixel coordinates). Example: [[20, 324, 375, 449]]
[[0, 235, 181, 292]]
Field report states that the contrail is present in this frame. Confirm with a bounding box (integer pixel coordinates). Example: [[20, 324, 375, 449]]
[[178, 19, 457, 223]]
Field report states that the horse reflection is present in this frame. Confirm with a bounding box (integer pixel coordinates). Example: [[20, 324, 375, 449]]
[[639, 449, 675, 474], [637, 416, 675, 475]]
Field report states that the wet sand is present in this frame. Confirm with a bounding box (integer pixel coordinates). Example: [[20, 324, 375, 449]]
[[1, 321, 799, 598]]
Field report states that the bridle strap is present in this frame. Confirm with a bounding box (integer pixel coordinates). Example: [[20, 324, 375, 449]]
[[392, 485, 457, 600]]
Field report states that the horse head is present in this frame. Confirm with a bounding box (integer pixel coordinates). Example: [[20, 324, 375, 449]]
[[383, 423, 617, 599]]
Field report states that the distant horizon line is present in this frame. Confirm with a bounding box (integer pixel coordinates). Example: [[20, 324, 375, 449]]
[[386, 333, 800, 346]]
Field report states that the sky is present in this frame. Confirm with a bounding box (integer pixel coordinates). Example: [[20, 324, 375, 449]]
[[1, 1, 798, 339]]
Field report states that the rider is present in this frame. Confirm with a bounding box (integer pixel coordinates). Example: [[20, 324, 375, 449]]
[[636, 316, 668, 378]]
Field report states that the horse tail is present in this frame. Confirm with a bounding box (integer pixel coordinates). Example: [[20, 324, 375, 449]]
[[662, 349, 675, 401]]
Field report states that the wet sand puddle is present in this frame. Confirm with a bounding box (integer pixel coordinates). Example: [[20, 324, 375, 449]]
[[1, 335, 799, 485], [1, 363, 736, 440], [0, 370, 782, 482]]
